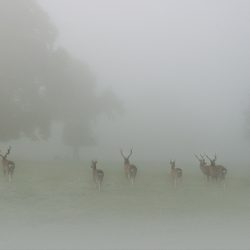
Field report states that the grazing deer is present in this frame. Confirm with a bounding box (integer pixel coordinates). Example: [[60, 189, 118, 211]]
[[120, 148, 137, 184], [194, 154, 210, 181], [205, 154, 227, 182], [90, 160, 104, 192], [0, 146, 15, 182], [170, 160, 182, 187]]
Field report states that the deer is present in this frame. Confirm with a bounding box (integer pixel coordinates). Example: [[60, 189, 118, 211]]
[[0, 146, 15, 182], [120, 148, 137, 184], [205, 154, 227, 182], [194, 154, 210, 181], [170, 160, 182, 188], [90, 160, 104, 192]]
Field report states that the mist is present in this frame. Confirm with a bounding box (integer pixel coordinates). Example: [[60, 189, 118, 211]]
[[35, 0, 250, 165], [1, 1, 250, 249]]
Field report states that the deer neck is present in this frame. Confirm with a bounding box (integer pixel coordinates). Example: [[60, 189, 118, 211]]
[[1, 157, 7, 164]]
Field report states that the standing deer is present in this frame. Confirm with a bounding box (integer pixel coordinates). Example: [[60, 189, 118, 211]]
[[205, 154, 227, 182], [90, 160, 104, 192], [170, 160, 182, 188], [0, 146, 15, 182], [194, 154, 210, 181], [120, 148, 137, 184]]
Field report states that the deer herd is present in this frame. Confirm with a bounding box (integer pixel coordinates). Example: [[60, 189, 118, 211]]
[[0, 146, 228, 191], [90, 149, 227, 191]]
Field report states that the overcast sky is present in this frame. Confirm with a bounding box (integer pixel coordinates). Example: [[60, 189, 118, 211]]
[[29, 0, 250, 165]]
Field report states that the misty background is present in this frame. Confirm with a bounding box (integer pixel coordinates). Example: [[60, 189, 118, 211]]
[[1, 2, 250, 249], [1, 0, 250, 167]]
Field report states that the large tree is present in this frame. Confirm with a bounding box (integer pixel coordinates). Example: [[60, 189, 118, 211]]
[[0, 0, 121, 154]]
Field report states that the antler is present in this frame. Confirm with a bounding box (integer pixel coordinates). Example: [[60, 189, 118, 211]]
[[0, 147, 11, 159], [200, 154, 206, 160], [5, 146, 11, 158], [120, 149, 126, 159], [205, 154, 212, 162], [127, 148, 133, 159], [194, 154, 201, 161], [205, 154, 217, 165], [120, 148, 133, 159]]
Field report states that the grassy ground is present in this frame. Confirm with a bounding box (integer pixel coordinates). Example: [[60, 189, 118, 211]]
[[0, 161, 249, 249]]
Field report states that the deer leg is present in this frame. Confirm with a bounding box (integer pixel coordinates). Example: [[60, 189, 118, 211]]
[[127, 173, 131, 181], [3, 166, 6, 176]]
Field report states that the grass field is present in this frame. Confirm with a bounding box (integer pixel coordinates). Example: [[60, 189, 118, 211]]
[[0, 161, 249, 249]]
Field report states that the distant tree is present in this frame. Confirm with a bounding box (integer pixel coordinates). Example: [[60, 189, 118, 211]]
[[0, 0, 57, 141], [0, 0, 122, 155]]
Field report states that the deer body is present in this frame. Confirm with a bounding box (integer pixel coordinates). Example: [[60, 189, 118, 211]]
[[0, 147, 15, 182], [124, 162, 137, 184], [91, 161, 104, 192], [216, 165, 227, 180], [205, 154, 227, 183], [120, 149, 137, 184], [170, 160, 182, 187]]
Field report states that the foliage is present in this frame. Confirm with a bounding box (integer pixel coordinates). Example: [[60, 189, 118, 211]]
[[0, 0, 122, 149]]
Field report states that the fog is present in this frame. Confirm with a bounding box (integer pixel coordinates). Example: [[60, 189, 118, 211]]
[[1, 1, 250, 250], [34, 0, 250, 165]]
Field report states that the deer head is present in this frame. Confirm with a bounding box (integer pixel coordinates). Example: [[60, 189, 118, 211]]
[[120, 148, 133, 165], [170, 160, 175, 169], [205, 154, 217, 166], [91, 160, 98, 169], [0, 146, 11, 160]]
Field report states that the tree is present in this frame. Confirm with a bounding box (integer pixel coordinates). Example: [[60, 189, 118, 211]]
[[0, 0, 57, 141], [0, 0, 122, 154]]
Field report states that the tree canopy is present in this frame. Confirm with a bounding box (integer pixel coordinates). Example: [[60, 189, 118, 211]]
[[0, 0, 121, 150]]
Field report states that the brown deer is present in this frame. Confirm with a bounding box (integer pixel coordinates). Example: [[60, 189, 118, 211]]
[[90, 160, 104, 192], [120, 148, 137, 184], [170, 160, 182, 187], [194, 154, 210, 181], [0, 146, 15, 182], [205, 154, 227, 182]]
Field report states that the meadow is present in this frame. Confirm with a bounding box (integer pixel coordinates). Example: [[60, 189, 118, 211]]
[[0, 160, 249, 250]]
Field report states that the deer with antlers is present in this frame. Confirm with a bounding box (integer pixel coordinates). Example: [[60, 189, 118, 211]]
[[194, 154, 210, 181], [170, 160, 182, 187], [90, 160, 104, 192], [120, 148, 137, 184], [205, 154, 227, 182], [0, 146, 15, 182]]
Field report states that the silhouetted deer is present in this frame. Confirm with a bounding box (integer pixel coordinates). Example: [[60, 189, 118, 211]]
[[90, 160, 104, 192], [170, 160, 182, 187], [194, 154, 210, 181], [0, 146, 15, 182], [205, 154, 227, 182], [120, 148, 137, 184]]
